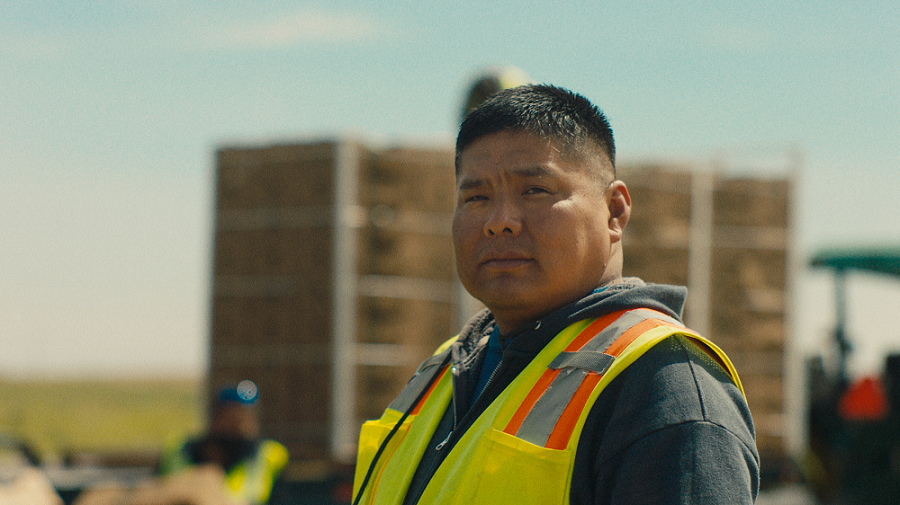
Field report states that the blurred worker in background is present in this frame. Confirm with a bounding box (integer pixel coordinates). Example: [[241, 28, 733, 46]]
[[158, 380, 289, 505], [77, 381, 290, 505], [352, 85, 759, 504]]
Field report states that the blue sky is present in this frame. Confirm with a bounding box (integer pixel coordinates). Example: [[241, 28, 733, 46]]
[[1, 0, 898, 378]]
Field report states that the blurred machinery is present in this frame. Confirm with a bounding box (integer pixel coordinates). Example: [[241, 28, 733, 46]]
[[806, 248, 900, 504]]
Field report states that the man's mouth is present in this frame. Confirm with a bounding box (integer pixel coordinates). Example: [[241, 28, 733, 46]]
[[481, 252, 532, 269]]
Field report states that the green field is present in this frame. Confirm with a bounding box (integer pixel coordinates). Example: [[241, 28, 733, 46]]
[[0, 377, 204, 461]]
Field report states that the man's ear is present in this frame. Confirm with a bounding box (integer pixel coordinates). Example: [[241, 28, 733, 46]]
[[607, 181, 631, 244]]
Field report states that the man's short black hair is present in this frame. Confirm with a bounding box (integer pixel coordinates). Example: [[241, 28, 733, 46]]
[[456, 84, 616, 181]]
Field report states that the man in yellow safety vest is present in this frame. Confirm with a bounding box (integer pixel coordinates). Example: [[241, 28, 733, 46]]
[[160, 381, 289, 505], [353, 84, 759, 505]]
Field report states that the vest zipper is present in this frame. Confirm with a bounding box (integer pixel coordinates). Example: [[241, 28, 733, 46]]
[[434, 428, 452, 451], [436, 366, 460, 451], [406, 363, 462, 505], [409, 353, 505, 504]]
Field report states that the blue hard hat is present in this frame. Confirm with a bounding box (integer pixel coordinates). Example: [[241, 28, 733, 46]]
[[218, 379, 258, 405]]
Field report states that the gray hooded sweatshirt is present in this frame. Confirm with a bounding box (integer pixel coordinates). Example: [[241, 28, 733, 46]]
[[400, 278, 759, 505]]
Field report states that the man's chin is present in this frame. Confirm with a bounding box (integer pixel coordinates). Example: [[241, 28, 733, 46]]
[[473, 294, 555, 327], [467, 283, 536, 310]]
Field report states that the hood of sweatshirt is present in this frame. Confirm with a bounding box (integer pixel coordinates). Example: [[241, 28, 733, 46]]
[[449, 277, 688, 422]]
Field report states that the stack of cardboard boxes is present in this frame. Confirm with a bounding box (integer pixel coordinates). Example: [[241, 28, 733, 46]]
[[209, 139, 792, 479]]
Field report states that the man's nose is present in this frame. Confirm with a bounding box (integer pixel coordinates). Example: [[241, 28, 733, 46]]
[[483, 197, 523, 237]]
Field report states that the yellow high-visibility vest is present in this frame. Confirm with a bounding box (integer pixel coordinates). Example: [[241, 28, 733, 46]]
[[161, 438, 289, 504], [353, 308, 744, 505]]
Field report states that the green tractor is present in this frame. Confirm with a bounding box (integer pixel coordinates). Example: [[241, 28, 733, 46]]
[[806, 247, 900, 504]]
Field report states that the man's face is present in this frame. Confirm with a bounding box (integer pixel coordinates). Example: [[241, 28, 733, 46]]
[[210, 403, 259, 439], [453, 130, 622, 333]]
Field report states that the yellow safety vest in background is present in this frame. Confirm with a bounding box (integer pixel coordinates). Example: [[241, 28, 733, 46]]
[[353, 308, 744, 505], [223, 440, 289, 504], [161, 438, 289, 504]]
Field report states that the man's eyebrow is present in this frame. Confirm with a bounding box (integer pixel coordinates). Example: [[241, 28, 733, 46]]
[[458, 165, 555, 190], [458, 177, 485, 191]]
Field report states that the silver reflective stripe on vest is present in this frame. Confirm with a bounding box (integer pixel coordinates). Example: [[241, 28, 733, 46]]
[[548, 351, 615, 374], [514, 310, 678, 447], [515, 365, 591, 446], [387, 350, 450, 412], [577, 309, 678, 354]]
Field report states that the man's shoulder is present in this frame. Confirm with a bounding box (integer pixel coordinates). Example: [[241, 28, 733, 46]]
[[571, 334, 759, 504], [594, 334, 755, 450], [616, 335, 743, 405]]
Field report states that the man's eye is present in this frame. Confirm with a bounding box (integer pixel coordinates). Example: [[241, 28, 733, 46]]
[[464, 194, 487, 203], [524, 187, 549, 195]]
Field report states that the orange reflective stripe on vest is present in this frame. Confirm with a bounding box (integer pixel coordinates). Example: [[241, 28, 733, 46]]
[[387, 351, 451, 414], [503, 309, 686, 450], [410, 365, 448, 416]]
